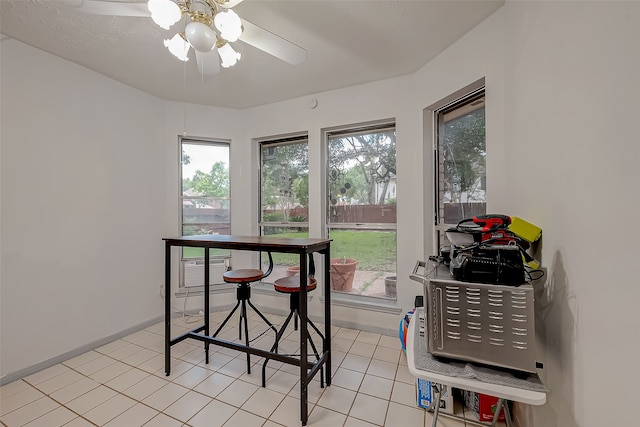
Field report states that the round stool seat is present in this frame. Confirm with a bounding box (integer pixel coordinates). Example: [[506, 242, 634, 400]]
[[273, 276, 317, 293], [223, 269, 265, 283]]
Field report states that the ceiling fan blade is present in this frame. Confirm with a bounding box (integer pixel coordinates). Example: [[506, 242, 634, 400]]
[[195, 50, 221, 75], [73, 0, 151, 17], [219, 0, 245, 8], [239, 19, 307, 66]]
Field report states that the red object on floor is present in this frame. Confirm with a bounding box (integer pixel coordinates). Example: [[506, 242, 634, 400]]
[[463, 391, 506, 422]]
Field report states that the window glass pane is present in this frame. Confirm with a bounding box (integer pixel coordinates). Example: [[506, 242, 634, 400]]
[[437, 93, 486, 226], [259, 138, 309, 280], [181, 141, 230, 259], [327, 125, 397, 300], [260, 141, 309, 224]]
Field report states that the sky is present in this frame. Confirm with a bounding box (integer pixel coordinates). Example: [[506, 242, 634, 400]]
[[182, 143, 229, 179]]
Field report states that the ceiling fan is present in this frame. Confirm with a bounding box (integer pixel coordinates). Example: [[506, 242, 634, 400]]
[[72, 0, 307, 75]]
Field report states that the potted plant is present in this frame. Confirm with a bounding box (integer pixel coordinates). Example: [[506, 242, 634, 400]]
[[330, 258, 358, 291]]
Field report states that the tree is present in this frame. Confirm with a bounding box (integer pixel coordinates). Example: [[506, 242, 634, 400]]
[[187, 161, 229, 197], [441, 108, 486, 203], [261, 143, 309, 220], [328, 130, 396, 205]]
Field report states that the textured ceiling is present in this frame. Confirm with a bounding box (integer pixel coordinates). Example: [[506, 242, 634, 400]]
[[0, 0, 504, 109]]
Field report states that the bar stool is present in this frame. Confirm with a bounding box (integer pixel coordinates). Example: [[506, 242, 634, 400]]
[[212, 252, 277, 374], [262, 255, 324, 388]]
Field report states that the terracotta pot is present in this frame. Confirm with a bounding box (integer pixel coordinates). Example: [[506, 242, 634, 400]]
[[286, 266, 300, 276], [330, 258, 358, 291]]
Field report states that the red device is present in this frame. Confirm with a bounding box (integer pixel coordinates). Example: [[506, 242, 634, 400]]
[[472, 214, 511, 232]]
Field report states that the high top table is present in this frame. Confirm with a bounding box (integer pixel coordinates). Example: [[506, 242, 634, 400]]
[[163, 235, 332, 426]]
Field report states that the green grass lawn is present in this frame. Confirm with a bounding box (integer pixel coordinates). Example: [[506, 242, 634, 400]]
[[182, 230, 396, 272], [268, 230, 396, 271]]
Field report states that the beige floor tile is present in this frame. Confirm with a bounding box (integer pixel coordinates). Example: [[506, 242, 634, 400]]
[[163, 390, 212, 422], [171, 365, 213, 389], [192, 372, 235, 398], [122, 348, 160, 367], [335, 328, 360, 341], [287, 377, 326, 404], [349, 342, 376, 358], [105, 367, 150, 392], [142, 382, 190, 411], [330, 337, 353, 353], [241, 387, 286, 418], [377, 335, 400, 349], [187, 399, 237, 427], [222, 408, 266, 427], [83, 394, 137, 426], [66, 385, 118, 414], [142, 412, 184, 427], [359, 374, 394, 400], [103, 403, 159, 427], [348, 393, 389, 425], [0, 396, 60, 426], [217, 357, 252, 378], [216, 379, 259, 407], [73, 355, 118, 376], [50, 377, 100, 404], [123, 374, 170, 401], [34, 370, 86, 394], [89, 360, 132, 384], [340, 354, 371, 373], [394, 363, 415, 384], [0, 379, 30, 399], [330, 368, 364, 391], [385, 401, 425, 426], [264, 370, 299, 395], [62, 417, 97, 427], [366, 359, 397, 380], [269, 395, 306, 427], [390, 380, 417, 407], [343, 416, 378, 427], [138, 353, 166, 374], [63, 351, 103, 369], [22, 405, 77, 427], [355, 331, 381, 345], [23, 364, 70, 386], [373, 345, 401, 364], [307, 405, 348, 427], [0, 386, 46, 415], [95, 339, 130, 355], [316, 385, 356, 415]]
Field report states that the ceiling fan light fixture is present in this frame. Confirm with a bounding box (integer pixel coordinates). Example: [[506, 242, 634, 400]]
[[217, 41, 241, 68], [164, 33, 190, 61], [147, 0, 182, 30], [185, 21, 216, 52], [214, 9, 243, 42]]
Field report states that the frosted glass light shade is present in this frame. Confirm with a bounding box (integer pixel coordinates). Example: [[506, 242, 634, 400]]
[[214, 9, 243, 42], [218, 42, 241, 68], [147, 0, 181, 30], [185, 21, 216, 52], [164, 33, 190, 61]]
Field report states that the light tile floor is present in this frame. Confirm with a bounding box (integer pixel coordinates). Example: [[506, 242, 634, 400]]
[[1, 310, 501, 426]]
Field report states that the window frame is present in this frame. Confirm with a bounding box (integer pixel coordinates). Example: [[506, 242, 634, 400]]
[[323, 120, 399, 306], [178, 136, 231, 291], [431, 80, 486, 252]]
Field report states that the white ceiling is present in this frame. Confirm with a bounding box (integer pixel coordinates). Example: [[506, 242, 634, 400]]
[[0, 0, 504, 109]]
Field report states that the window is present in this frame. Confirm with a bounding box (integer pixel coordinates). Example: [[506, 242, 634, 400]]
[[259, 135, 309, 279], [434, 87, 486, 250], [326, 122, 397, 300], [179, 137, 230, 288]]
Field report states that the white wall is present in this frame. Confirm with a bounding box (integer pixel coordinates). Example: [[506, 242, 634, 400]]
[[0, 40, 168, 381], [3, 2, 640, 426], [500, 2, 640, 426]]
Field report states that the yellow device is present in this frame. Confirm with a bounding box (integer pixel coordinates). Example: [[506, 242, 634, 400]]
[[508, 216, 542, 243]]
